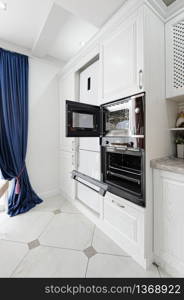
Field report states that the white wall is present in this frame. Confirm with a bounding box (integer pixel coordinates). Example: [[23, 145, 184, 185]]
[[26, 58, 60, 198]]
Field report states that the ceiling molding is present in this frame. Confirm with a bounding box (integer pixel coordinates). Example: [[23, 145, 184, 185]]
[[32, 2, 69, 57], [166, 0, 184, 21], [0, 38, 64, 68]]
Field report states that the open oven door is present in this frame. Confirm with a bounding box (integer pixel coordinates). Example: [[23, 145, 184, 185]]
[[72, 170, 108, 197], [66, 100, 102, 137]]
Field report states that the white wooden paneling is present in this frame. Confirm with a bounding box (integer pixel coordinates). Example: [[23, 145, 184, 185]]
[[154, 169, 184, 276], [100, 8, 144, 103], [79, 60, 100, 152], [104, 192, 144, 255], [60, 150, 75, 201], [59, 72, 75, 152], [77, 150, 101, 213], [166, 11, 184, 99]]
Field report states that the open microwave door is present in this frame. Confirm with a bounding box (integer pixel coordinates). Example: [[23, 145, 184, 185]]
[[66, 100, 102, 137]]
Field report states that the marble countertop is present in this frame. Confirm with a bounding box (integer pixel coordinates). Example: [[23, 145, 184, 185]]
[[150, 157, 184, 175]]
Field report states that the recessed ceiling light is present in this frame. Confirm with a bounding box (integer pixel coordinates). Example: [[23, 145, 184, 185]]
[[79, 41, 86, 47], [0, 1, 7, 10]]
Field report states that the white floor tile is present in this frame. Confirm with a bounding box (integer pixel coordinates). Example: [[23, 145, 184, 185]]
[[33, 196, 80, 214], [0, 211, 53, 243], [40, 213, 94, 251], [86, 254, 160, 278], [60, 200, 80, 214], [92, 228, 129, 256], [158, 267, 172, 278], [13, 246, 87, 278], [0, 240, 28, 278]]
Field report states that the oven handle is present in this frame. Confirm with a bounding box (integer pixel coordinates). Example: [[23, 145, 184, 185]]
[[72, 170, 108, 197], [107, 171, 141, 184]]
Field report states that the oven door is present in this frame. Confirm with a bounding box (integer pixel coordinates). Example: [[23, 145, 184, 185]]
[[66, 100, 102, 137]]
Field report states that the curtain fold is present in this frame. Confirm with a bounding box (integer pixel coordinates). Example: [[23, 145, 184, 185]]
[[0, 48, 42, 216]]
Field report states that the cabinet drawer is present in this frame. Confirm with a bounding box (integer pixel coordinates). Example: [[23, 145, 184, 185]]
[[104, 193, 144, 244]]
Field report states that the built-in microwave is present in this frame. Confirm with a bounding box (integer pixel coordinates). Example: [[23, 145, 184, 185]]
[[66, 93, 145, 138]]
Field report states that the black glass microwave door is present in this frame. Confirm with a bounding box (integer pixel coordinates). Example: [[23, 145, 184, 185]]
[[66, 100, 101, 137]]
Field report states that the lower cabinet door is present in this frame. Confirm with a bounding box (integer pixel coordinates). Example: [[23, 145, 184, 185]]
[[60, 150, 75, 201], [154, 170, 184, 276], [104, 193, 144, 251], [77, 150, 101, 213]]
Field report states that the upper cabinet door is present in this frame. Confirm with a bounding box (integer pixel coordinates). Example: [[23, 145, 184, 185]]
[[100, 9, 144, 103], [80, 60, 99, 106], [166, 12, 184, 99]]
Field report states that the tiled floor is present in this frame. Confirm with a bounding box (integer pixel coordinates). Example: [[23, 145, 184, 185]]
[[0, 196, 168, 278]]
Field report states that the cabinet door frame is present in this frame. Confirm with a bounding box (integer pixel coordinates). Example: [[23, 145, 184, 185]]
[[100, 8, 144, 103], [166, 11, 184, 99]]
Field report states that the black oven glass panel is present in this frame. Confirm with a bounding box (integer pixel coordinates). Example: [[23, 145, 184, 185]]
[[66, 100, 101, 137], [106, 152, 142, 196]]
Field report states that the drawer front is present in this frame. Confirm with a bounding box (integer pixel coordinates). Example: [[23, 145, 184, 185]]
[[104, 193, 144, 245]]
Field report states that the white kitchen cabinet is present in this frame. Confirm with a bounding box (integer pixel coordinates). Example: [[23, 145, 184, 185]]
[[166, 11, 184, 99], [100, 8, 144, 103], [104, 192, 144, 257], [60, 150, 75, 201], [79, 60, 100, 152], [77, 149, 101, 213], [59, 72, 75, 152], [153, 169, 184, 276]]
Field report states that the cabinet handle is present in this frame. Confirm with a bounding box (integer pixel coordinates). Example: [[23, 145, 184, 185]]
[[112, 200, 125, 209], [139, 70, 143, 90]]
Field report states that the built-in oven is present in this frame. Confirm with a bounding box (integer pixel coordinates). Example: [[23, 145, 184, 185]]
[[65, 93, 145, 207], [66, 93, 145, 138], [101, 137, 145, 207]]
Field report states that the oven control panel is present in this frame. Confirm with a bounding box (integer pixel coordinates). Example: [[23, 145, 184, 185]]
[[101, 137, 144, 151]]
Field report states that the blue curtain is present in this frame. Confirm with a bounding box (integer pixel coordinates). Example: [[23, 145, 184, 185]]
[[0, 48, 42, 216]]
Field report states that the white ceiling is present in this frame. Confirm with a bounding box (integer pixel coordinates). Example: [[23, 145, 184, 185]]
[[0, 0, 127, 65]]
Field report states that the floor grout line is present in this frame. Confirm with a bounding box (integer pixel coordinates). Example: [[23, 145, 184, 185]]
[[157, 266, 162, 278], [10, 249, 30, 278], [90, 225, 96, 247], [0, 238, 27, 245], [40, 243, 84, 253], [84, 225, 96, 278], [96, 252, 131, 258], [85, 259, 89, 278], [37, 214, 55, 240]]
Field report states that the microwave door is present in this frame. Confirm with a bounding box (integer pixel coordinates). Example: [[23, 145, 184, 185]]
[[66, 100, 102, 137]]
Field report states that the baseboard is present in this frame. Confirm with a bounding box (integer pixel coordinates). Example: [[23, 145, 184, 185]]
[[39, 188, 60, 199]]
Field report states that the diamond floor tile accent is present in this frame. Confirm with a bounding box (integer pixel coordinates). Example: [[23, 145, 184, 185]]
[[28, 239, 40, 250], [84, 246, 97, 259]]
